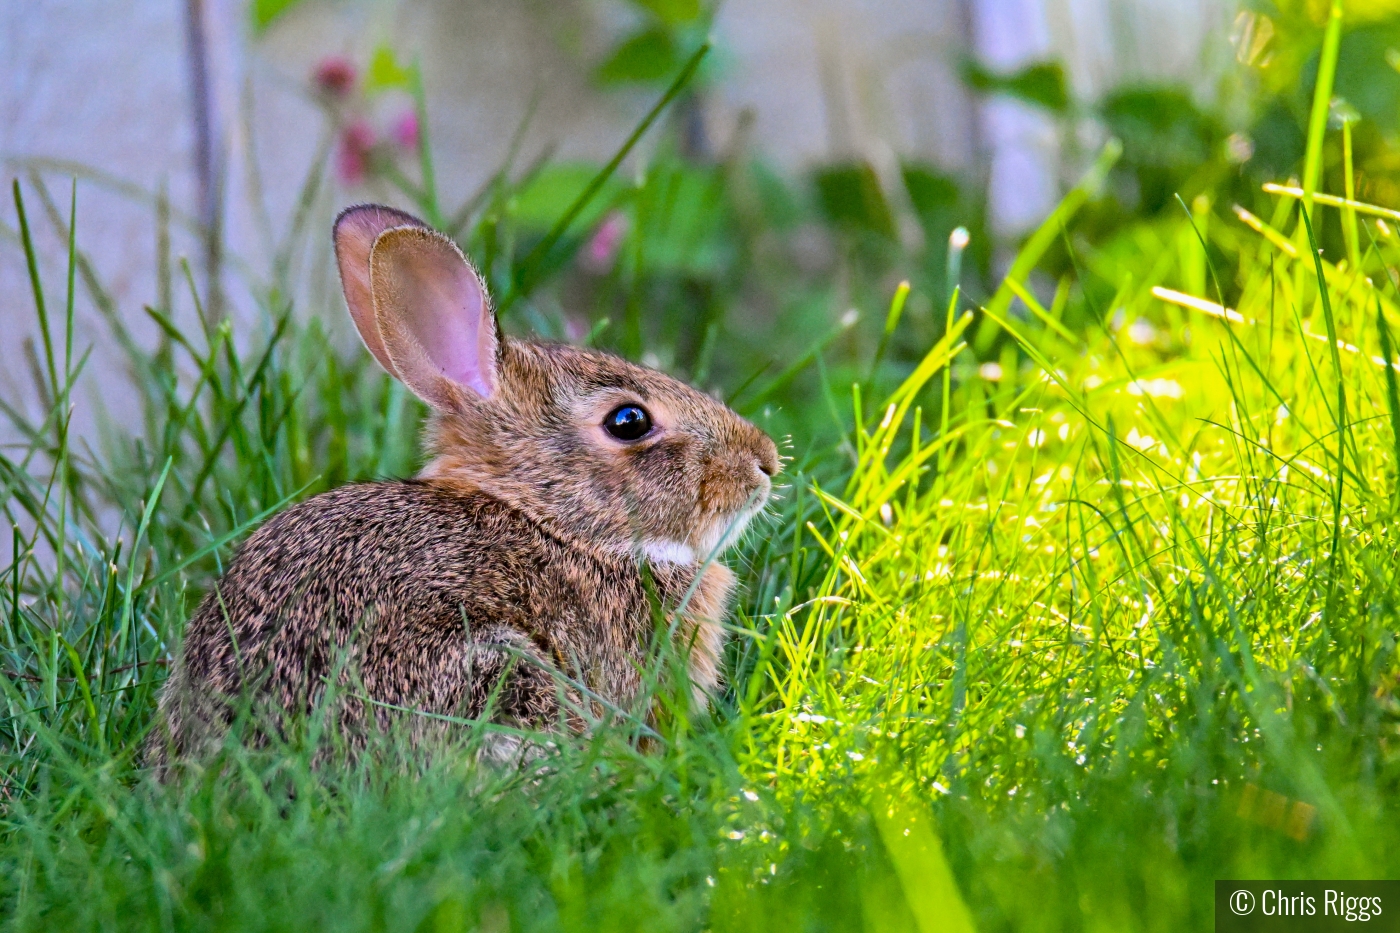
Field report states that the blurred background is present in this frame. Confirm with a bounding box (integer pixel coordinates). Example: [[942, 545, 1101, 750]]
[[0, 0, 1386, 450]]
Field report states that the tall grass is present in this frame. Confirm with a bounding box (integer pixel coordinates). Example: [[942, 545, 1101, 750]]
[[5, 27, 1400, 930]]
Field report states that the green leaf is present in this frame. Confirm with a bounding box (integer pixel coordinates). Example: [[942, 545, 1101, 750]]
[[963, 59, 1070, 113], [814, 162, 897, 239], [633, 162, 731, 276], [1100, 85, 1223, 213], [596, 28, 681, 85], [508, 163, 625, 231], [1327, 23, 1400, 134], [901, 163, 962, 235], [363, 44, 415, 95], [631, 0, 703, 26], [249, 0, 305, 33]]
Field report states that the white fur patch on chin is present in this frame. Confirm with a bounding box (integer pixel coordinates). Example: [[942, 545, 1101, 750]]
[[697, 501, 764, 561], [639, 540, 697, 565]]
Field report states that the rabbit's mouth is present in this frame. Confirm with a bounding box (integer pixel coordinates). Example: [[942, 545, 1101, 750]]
[[695, 484, 770, 561]]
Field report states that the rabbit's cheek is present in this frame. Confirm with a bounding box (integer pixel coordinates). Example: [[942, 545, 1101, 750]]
[[632, 435, 702, 497]]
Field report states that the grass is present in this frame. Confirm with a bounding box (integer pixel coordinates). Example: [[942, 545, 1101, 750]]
[[6, 24, 1400, 930]]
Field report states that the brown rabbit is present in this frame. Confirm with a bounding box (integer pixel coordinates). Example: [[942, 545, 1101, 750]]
[[149, 204, 779, 765]]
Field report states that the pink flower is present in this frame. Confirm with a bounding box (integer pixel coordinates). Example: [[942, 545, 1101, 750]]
[[313, 55, 356, 98], [583, 211, 628, 272], [391, 109, 420, 152], [336, 119, 376, 185]]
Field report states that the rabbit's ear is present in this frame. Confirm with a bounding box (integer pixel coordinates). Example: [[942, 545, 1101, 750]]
[[333, 204, 428, 379], [368, 225, 500, 410]]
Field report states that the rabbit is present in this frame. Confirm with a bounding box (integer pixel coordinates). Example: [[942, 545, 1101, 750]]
[[147, 204, 780, 767]]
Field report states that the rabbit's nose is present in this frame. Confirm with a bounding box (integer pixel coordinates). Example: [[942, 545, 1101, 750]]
[[754, 436, 780, 477]]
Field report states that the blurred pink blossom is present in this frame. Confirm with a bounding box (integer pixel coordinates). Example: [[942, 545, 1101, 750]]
[[583, 211, 628, 272], [564, 316, 589, 343], [336, 119, 377, 185], [391, 110, 420, 152], [313, 55, 356, 98]]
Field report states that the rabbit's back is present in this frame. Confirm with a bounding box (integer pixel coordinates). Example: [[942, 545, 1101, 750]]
[[157, 480, 662, 756]]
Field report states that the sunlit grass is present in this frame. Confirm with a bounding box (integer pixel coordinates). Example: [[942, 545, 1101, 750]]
[[725, 140, 1400, 926]]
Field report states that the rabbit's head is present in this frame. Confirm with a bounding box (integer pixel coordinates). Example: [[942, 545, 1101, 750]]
[[334, 205, 780, 563]]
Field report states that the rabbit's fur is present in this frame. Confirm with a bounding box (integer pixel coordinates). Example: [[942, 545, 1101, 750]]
[[149, 205, 778, 765]]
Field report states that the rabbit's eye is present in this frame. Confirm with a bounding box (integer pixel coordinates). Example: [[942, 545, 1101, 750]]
[[604, 404, 653, 441]]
